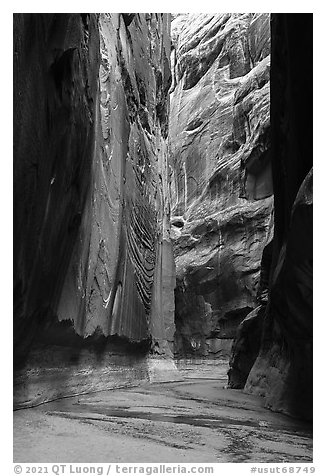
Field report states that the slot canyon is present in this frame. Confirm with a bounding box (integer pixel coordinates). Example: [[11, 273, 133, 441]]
[[13, 13, 313, 463]]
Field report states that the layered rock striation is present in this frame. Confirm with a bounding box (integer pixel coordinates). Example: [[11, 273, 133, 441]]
[[14, 13, 176, 408], [169, 14, 273, 356]]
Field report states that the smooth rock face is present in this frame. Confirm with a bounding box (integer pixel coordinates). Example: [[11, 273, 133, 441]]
[[14, 13, 101, 361], [227, 305, 265, 389], [227, 238, 272, 388], [245, 170, 313, 420], [244, 14, 313, 421], [169, 13, 273, 356], [13, 13, 175, 407]]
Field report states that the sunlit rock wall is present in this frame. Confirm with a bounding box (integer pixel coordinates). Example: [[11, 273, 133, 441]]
[[14, 13, 176, 408], [169, 13, 273, 356], [57, 13, 174, 352]]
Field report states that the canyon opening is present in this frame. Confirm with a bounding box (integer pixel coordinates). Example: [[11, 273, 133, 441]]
[[13, 13, 313, 464]]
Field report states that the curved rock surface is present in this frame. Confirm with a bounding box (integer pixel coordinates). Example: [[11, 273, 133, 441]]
[[14, 13, 100, 362], [244, 14, 313, 421], [245, 169, 313, 420], [169, 13, 273, 356], [14, 13, 176, 408]]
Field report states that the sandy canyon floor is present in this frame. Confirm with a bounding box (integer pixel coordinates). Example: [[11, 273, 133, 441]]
[[14, 360, 312, 463]]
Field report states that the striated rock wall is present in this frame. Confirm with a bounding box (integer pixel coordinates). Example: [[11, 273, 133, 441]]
[[57, 13, 174, 351], [14, 13, 176, 408], [244, 14, 313, 421], [169, 13, 273, 356]]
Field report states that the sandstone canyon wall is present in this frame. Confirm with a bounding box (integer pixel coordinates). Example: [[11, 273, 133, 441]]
[[243, 14, 313, 421], [14, 13, 175, 408], [169, 14, 274, 357]]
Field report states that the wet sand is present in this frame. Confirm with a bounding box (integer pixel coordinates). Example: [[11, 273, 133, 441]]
[[14, 360, 312, 463]]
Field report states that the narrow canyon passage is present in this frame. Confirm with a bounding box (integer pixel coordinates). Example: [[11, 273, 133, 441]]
[[13, 13, 313, 464], [14, 361, 312, 463]]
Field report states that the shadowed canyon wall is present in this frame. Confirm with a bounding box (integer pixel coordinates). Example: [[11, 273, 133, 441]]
[[169, 14, 273, 357], [241, 14, 313, 421], [170, 13, 313, 421], [14, 13, 176, 408]]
